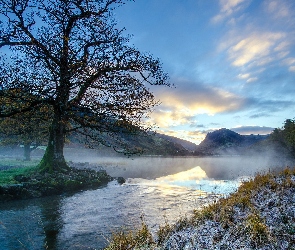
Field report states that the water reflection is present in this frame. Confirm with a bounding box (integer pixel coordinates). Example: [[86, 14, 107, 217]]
[[1, 156, 284, 249], [1, 167, 225, 249], [40, 198, 63, 249], [127, 166, 242, 196], [0, 197, 63, 250]]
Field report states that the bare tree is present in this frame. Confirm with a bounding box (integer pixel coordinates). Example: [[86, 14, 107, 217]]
[[0, 0, 169, 172]]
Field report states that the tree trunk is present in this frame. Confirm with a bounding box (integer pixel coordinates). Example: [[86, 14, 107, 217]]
[[38, 114, 69, 173], [23, 143, 31, 161]]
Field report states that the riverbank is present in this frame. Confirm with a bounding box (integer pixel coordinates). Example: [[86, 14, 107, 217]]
[[106, 167, 295, 249], [0, 162, 118, 202]]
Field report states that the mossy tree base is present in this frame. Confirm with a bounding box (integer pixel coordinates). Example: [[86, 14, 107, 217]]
[[38, 142, 70, 173]]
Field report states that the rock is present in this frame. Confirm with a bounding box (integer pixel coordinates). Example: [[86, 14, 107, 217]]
[[116, 177, 126, 184]]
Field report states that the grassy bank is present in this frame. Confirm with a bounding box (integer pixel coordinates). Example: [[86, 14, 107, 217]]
[[0, 166, 38, 185], [0, 159, 114, 201], [105, 167, 295, 249], [0, 159, 39, 185]]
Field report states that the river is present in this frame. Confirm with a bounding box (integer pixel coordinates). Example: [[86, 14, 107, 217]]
[[0, 156, 290, 249]]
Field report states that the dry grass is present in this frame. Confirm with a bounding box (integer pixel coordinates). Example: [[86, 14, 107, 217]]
[[105, 167, 295, 250], [105, 218, 154, 250]]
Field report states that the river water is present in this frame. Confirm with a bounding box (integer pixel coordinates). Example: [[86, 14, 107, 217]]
[[0, 156, 289, 249]]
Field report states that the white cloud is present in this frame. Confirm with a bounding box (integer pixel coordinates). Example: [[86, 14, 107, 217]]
[[229, 32, 285, 67], [150, 109, 195, 128], [283, 57, 295, 65], [246, 77, 258, 83], [212, 0, 250, 23], [149, 82, 246, 130], [238, 73, 258, 83], [277, 51, 290, 59], [264, 0, 292, 19], [238, 73, 250, 79], [157, 129, 206, 145], [283, 58, 295, 72], [274, 41, 291, 52]]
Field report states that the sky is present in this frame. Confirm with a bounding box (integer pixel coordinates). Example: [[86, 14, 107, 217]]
[[114, 0, 295, 144]]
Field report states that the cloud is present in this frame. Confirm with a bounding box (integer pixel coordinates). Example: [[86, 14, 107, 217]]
[[263, 0, 293, 20], [246, 98, 295, 114], [218, 28, 294, 84], [150, 109, 196, 128], [187, 130, 212, 144], [212, 0, 250, 23], [150, 80, 246, 128], [187, 128, 220, 144], [283, 57, 295, 65], [231, 125, 274, 135], [187, 130, 208, 136], [274, 41, 291, 52], [282, 57, 295, 72], [238, 73, 250, 79], [228, 32, 286, 67], [249, 113, 272, 119], [156, 129, 207, 145], [190, 123, 205, 128], [210, 123, 221, 126], [246, 77, 258, 83]]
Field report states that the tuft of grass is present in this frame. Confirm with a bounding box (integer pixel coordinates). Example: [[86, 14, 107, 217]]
[[105, 219, 154, 250], [0, 165, 38, 185], [245, 212, 269, 245], [156, 219, 173, 245]]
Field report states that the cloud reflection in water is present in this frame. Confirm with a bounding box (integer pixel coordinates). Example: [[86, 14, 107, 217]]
[[127, 166, 243, 196]]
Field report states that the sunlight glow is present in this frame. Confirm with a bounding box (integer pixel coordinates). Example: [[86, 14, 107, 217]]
[[127, 167, 242, 195], [156, 166, 208, 182]]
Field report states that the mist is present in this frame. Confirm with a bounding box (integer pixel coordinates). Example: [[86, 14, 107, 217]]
[[63, 147, 294, 181], [0, 145, 293, 181]]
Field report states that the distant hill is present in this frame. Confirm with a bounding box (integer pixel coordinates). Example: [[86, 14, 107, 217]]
[[119, 132, 192, 156], [156, 133, 198, 151], [68, 130, 192, 157], [194, 128, 269, 156]]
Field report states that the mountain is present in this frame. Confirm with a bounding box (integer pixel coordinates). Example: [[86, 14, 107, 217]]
[[156, 133, 198, 151], [68, 130, 192, 157], [194, 128, 269, 156], [118, 132, 192, 156]]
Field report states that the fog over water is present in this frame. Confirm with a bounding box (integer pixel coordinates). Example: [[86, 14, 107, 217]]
[[64, 147, 293, 180], [0, 148, 293, 249]]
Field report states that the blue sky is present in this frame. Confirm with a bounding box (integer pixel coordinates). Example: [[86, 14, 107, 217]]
[[115, 0, 295, 144]]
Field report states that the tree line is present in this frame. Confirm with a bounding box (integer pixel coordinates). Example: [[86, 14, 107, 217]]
[[269, 119, 295, 157]]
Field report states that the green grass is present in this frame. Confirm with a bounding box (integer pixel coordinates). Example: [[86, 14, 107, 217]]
[[0, 159, 39, 185], [0, 158, 40, 168]]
